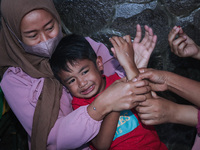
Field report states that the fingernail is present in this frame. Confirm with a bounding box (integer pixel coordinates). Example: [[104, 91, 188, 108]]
[[133, 78, 137, 82]]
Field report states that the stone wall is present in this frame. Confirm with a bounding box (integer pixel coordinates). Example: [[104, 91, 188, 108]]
[[53, 0, 200, 75], [1, 0, 200, 149]]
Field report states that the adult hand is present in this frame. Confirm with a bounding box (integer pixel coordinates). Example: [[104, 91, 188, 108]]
[[136, 92, 177, 125], [88, 77, 151, 121], [133, 24, 157, 68], [168, 26, 200, 60], [137, 68, 168, 92], [102, 77, 150, 111], [136, 92, 198, 127]]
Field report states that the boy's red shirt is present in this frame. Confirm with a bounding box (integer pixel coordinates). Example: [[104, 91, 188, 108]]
[[72, 73, 168, 150]]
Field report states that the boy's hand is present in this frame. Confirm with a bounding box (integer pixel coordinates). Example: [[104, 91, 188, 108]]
[[109, 35, 139, 80], [133, 24, 157, 68], [109, 35, 134, 70]]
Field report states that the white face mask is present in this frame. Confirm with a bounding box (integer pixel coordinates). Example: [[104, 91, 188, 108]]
[[20, 28, 63, 58]]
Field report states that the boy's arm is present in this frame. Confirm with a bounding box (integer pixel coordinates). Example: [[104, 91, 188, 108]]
[[109, 35, 139, 80], [91, 112, 120, 149], [72, 98, 119, 149], [109, 35, 153, 100], [91, 33, 154, 149]]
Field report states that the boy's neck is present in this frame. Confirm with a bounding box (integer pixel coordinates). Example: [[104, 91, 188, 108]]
[[93, 75, 106, 98]]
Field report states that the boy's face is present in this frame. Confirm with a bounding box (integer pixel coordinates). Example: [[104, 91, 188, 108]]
[[58, 57, 105, 99]]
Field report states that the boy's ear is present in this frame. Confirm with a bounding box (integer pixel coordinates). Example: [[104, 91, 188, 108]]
[[96, 56, 104, 71]]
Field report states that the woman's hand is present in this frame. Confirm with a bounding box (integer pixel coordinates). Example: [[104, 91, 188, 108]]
[[136, 92, 198, 127], [133, 24, 157, 68], [136, 92, 175, 125], [137, 68, 168, 92], [87, 77, 151, 121], [104, 78, 150, 111], [168, 26, 200, 60]]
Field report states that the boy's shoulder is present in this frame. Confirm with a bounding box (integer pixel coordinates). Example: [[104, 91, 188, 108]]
[[107, 73, 121, 79], [106, 73, 121, 86]]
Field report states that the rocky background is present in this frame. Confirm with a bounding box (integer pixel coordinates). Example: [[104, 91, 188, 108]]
[[0, 0, 200, 150]]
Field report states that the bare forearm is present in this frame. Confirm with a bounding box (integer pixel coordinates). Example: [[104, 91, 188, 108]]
[[170, 103, 198, 127], [91, 112, 120, 149], [166, 72, 200, 107], [124, 64, 139, 81]]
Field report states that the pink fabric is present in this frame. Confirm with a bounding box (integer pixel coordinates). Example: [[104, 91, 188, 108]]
[[0, 38, 121, 149], [192, 109, 200, 150], [192, 134, 200, 150], [85, 37, 123, 77], [197, 109, 200, 136]]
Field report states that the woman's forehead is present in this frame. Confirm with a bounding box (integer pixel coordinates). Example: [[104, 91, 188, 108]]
[[1, 0, 60, 38], [20, 9, 54, 30]]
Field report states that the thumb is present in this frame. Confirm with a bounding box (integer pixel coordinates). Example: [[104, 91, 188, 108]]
[[119, 77, 127, 82], [151, 91, 158, 98], [178, 27, 187, 37], [111, 47, 116, 57]]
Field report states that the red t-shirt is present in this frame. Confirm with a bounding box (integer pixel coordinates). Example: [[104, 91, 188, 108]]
[[72, 73, 168, 150]]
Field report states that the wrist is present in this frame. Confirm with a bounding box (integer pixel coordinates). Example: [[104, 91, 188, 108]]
[[165, 100, 177, 124], [124, 64, 139, 80], [165, 71, 176, 91], [170, 102, 181, 124], [193, 45, 200, 60], [87, 95, 112, 121]]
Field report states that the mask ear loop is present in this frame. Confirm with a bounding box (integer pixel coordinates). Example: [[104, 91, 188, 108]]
[[61, 20, 71, 35], [3, 17, 23, 45]]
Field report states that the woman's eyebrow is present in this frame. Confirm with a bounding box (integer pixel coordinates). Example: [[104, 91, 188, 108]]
[[23, 29, 37, 34], [44, 19, 53, 27]]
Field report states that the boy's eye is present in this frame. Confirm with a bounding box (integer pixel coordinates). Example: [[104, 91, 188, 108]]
[[82, 69, 89, 75], [68, 78, 75, 85]]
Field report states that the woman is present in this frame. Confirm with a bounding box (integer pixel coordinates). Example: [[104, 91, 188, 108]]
[[0, 0, 156, 149]]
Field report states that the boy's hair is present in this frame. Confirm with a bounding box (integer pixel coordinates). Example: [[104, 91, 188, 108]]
[[50, 34, 97, 82]]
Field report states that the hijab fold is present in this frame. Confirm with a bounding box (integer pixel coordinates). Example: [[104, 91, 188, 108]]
[[0, 0, 63, 149]]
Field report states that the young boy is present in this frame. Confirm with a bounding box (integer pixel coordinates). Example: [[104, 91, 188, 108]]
[[50, 34, 167, 150]]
